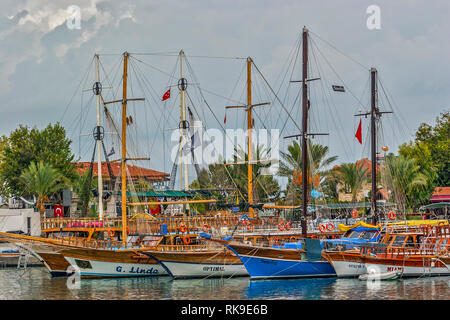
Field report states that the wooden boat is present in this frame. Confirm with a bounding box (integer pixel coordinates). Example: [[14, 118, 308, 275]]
[[138, 243, 248, 279], [323, 221, 447, 277], [204, 235, 336, 279], [360, 223, 450, 277]]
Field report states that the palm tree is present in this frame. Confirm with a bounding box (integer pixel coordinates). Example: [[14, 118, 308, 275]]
[[190, 145, 280, 204], [71, 169, 97, 217], [335, 162, 369, 203], [279, 140, 338, 204], [381, 155, 428, 215], [20, 161, 67, 219]]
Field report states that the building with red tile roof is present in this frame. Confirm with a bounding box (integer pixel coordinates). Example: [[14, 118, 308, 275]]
[[75, 162, 169, 183]]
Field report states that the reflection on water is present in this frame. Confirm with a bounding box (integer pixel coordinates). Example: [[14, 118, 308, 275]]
[[0, 267, 449, 300]]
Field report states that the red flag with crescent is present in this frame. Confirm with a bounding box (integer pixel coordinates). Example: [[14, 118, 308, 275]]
[[162, 88, 171, 101], [355, 119, 362, 144], [53, 204, 63, 217]]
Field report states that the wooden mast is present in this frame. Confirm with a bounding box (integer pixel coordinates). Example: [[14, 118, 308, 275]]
[[301, 26, 309, 239], [121, 52, 129, 246], [370, 67, 378, 225], [247, 57, 254, 218], [225, 58, 269, 218]]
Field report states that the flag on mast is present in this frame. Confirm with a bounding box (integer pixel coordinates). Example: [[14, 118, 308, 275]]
[[355, 119, 362, 144], [162, 88, 171, 101]]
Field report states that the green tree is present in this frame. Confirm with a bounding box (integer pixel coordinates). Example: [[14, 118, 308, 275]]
[[190, 145, 280, 205], [0, 123, 75, 198], [71, 170, 97, 217], [398, 111, 449, 208], [381, 154, 428, 215], [335, 162, 369, 203], [20, 161, 67, 218], [278, 140, 338, 204]]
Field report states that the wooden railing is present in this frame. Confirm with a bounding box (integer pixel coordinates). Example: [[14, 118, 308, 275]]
[[42, 217, 123, 231], [42, 214, 291, 235], [360, 244, 448, 258]]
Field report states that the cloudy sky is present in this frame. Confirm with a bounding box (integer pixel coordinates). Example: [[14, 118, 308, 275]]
[[0, 0, 448, 188]]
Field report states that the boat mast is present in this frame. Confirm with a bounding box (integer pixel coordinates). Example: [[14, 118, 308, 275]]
[[355, 68, 392, 224], [121, 52, 129, 246], [247, 57, 254, 218], [179, 50, 189, 191], [94, 54, 104, 220], [370, 68, 378, 225], [301, 27, 309, 238]]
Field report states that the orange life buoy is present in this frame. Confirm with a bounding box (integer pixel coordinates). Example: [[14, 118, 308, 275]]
[[182, 236, 191, 245], [388, 211, 396, 220], [278, 222, 285, 231], [202, 223, 210, 232], [107, 229, 115, 238], [179, 223, 188, 233], [247, 222, 254, 231], [319, 224, 326, 232], [352, 209, 359, 219], [326, 223, 335, 231], [285, 222, 292, 231]]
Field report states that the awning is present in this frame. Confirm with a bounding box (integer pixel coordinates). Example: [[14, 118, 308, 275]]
[[419, 202, 450, 211], [431, 195, 450, 202], [118, 190, 194, 197]]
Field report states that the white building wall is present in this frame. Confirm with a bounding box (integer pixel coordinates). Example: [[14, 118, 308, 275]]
[[0, 209, 41, 236]]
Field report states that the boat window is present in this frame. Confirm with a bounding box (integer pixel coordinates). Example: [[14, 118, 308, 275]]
[[404, 236, 415, 248], [360, 230, 377, 240], [440, 239, 448, 250], [391, 236, 406, 247], [75, 259, 92, 269], [348, 231, 363, 239]]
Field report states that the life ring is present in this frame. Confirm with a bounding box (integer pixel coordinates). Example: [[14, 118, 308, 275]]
[[107, 229, 115, 238], [278, 222, 285, 231], [246, 222, 254, 231], [202, 223, 210, 232], [326, 223, 335, 231], [352, 209, 359, 219], [388, 211, 396, 220], [179, 223, 188, 233], [182, 236, 191, 245], [285, 222, 292, 231], [319, 224, 326, 232]]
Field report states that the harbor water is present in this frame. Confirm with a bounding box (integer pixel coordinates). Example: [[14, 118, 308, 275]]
[[1, 267, 449, 300]]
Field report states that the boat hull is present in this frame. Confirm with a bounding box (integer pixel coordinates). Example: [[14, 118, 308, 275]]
[[364, 256, 450, 277], [14, 242, 69, 276], [225, 243, 336, 279], [61, 247, 168, 278], [142, 250, 248, 279], [322, 251, 366, 278]]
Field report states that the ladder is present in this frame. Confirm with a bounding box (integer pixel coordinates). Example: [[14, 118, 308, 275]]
[[17, 253, 30, 269]]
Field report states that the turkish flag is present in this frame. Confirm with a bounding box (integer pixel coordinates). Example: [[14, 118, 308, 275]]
[[355, 119, 362, 144], [224, 112, 227, 124], [162, 88, 171, 101], [54, 204, 64, 217]]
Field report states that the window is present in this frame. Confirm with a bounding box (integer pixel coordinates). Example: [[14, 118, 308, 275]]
[[348, 231, 363, 239], [361, 230, 377, 240], [75, 259, 92, 269], [440, 240, 448, 250], [391, 236, 406, 247]]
